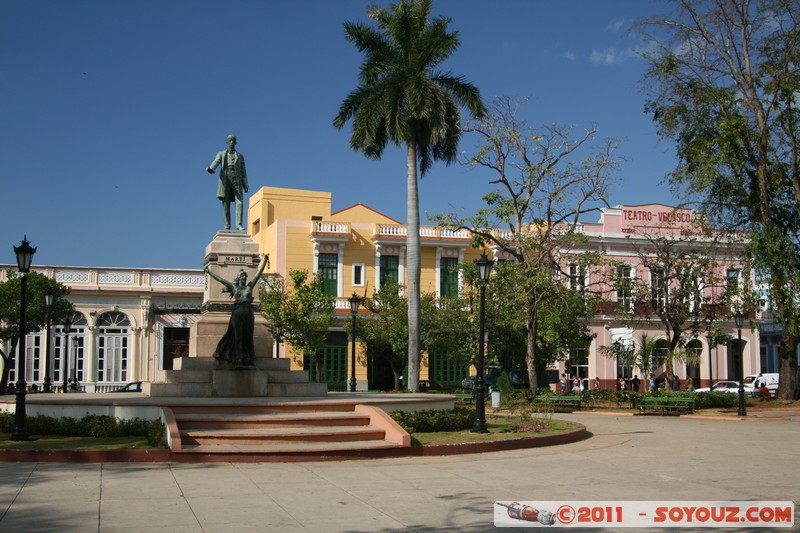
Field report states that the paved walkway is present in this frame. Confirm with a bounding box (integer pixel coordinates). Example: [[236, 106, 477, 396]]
[[1, 412, 798, 532]]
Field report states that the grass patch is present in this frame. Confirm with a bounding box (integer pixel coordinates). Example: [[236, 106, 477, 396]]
[[0, 434, 153, 451], [410, 417, 579, 446]]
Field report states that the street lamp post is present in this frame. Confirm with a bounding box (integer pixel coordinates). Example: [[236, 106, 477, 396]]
[[707, 333, 714, 392], [472, 253, 492, 434], [71, 336, 80, 390], [274, 322, 283, 358], [733, 310, 746, 417], [62, 317, 73, 393], [348, 294, 361, 393], [43, 285, 55, 393], [11, 236, 36, 441]]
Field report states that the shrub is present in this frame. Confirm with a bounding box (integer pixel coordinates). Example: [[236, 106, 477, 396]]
[[388, 408, 474, 433], [496, 372, 513, 396], [147, 419, 168, 447], [1, 412, 167, 446], [81, 415, 121, 438], [0, 411, 12, 433], [692, 391, 739, 409]]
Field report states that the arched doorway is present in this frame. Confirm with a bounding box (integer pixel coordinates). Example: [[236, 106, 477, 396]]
[[96, 311, 131, 384]]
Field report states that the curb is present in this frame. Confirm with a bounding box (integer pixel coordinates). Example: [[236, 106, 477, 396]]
[[0, 425, 588, 463]]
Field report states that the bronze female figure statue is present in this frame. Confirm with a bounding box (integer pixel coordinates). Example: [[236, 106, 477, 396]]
[[205, 255, 268, 369]]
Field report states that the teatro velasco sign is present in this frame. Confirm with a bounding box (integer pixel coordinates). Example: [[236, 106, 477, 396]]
[[589, 204, 697, 236]]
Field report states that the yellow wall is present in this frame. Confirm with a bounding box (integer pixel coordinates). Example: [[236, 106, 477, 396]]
[[250, 185, 476, 382], [249, 186, 333, 275]]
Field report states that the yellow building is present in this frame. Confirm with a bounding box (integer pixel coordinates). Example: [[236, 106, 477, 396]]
[[248, 186, 480, 390]]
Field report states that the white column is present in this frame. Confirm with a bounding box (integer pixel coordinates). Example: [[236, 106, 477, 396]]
[[338, 243, 345, 298], [374, 244, 382, 292]]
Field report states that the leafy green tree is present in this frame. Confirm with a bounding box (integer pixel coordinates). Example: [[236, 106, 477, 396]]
[[357, 284, 409, 389], [259, 270, 335, 383], [0, 271, 74, 391], [609, 223, 740, 380], [334, 0, 485, 391], [638, 0, 800, 399], [357, 283, 474, 390], [432, 97, 622, 388], [463, 259, 595, 385]]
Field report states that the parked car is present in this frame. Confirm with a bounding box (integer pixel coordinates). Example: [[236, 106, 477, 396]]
[[694, 381, 740, 393], [112, 381, 142, 393], [742, 373, 779, 397], [509, 370, 530, 388], [461, 374, 498, 390], [418, 380, 450, 393]]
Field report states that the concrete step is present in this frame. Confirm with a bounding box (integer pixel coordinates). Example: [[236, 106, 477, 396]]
[[174, 411, 371, 429], [180, 426, 387, 445], [174, 357, 291, 372], [267, 383, 328, 397], [265, 370, 312, 384], [167, 403, 411, 455], [179, 439, 404, 454], [169, 403, 355, 415], [164, 370, 211, 384], [146, 382, 214, 397]]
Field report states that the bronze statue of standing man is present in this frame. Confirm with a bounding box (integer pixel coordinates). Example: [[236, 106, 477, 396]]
[[206, 135, 249, 231]]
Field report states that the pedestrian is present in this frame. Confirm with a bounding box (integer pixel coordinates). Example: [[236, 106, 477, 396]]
[[560, 373, 567, 394], [593, 376, 600, 391], [672, 375, 680, 391], [686, 377, 694, 392], [649, 373, 656, 393], [572, 376, 580, 392], [632, 375, 641, 392]]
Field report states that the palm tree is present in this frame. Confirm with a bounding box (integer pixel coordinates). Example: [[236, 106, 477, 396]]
[[334, 0, 485, 391]]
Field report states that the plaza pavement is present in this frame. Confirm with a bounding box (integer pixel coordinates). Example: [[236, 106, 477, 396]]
[[0, 410, 797, 533]]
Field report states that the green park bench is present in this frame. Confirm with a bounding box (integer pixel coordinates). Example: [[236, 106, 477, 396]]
[[453, 392, 474, 404], [533, 395, 582, 412], [638, 396, 695, 415]]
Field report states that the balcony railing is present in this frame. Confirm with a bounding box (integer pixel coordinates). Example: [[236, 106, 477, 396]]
[[312, 221, 351, 235], [374, 224, 470, 240]]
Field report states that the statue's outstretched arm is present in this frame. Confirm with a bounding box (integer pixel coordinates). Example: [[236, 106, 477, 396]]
[[250, 254, 269, 286], [205, 266, 233, 291]]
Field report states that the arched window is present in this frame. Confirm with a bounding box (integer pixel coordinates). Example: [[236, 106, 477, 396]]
[[97, 312, 131, 383]]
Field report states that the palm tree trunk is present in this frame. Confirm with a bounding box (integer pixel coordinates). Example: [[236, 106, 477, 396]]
[[406, 142, 421, 392]]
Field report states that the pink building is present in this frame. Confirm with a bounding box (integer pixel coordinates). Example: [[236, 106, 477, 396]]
[[558, 204, 754, 391]]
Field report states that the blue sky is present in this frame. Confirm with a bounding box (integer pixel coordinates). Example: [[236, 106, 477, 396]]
[[1, 0, 679, 269]]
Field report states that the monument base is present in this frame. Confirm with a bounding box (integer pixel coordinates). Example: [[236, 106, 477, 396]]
[[148, 231, 327, 398], [189, 311, 272, 359], [212, 369, 269, 397], [144, 357, 328, 398]]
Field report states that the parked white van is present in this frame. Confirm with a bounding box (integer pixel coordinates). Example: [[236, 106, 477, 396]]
[[742, 373, 779, 397]]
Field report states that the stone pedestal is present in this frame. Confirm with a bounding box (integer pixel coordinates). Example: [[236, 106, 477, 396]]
[[145, 357, 327, 397], [149, 230, 327, 398], [213, 369, 269, 397], [189, 231, 272, 359]]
